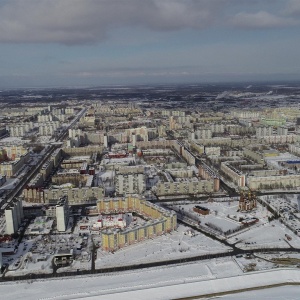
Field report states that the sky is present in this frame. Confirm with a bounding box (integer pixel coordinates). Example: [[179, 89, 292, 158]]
[[0, 0, 300, 88]]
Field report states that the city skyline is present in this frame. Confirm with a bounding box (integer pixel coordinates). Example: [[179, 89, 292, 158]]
[[1, 0, 300, 87]]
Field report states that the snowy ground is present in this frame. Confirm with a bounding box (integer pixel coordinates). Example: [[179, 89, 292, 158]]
[[2, 233, 93, 277], [36, 136, 54, 144], [264, 194, 299, 210], [26, 217, 54, 235], [0, 257, 241, 300], [227, 220, 300, 249], [218, 286, 300, 300], [3, 237, 53, 277], [261, 194, 300, 236], [0, 137, 30, 145], [264, 152, 300, 172], [170, 200, 271, 236], [5, 253, 53, 277], [0, 261, 300, 300], [234, 254, 275, 272], [95, 224, 231, 268]]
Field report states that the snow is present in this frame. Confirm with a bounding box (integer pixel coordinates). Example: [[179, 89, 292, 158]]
[[228, 220, 300, 249], [218, 286, 300, 300], [234, 254, 274, 272], [0, 137, 30, 146], [37, 136, 54, 144], [95, 224, 231, 268], [1, 232, 93, 277], [0, 264, 299, 300], [169, 199, 270, 237]]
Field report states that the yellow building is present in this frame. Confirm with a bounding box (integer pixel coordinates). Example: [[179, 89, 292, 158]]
[[100, 195, 177, 252], [2, 145, 28, 160]]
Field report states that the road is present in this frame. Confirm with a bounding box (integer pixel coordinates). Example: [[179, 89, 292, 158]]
[[0, 106, 87, 215]]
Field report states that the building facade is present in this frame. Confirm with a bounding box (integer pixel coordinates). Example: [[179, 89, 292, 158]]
[[99, 195, 177, 252]]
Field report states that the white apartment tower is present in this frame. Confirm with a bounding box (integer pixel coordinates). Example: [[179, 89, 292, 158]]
[[103, 133, 108, 148], [131, 133, 137, 147], [56, 196, 69, 232], [5, 198, 23, 235]]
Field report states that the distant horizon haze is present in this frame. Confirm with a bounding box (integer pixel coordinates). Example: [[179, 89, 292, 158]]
[[0, 0, 300, 88]]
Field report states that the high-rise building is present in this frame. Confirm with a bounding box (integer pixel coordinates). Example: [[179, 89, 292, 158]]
[[103, 133, 108, 147], [131, 133, 136, 147], [56, 196, 69, 232], [5, 198, 23, 235]]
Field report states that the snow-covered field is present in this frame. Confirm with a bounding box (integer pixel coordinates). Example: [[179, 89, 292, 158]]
[[228, 220, 300, 249], [0, 257, 241, 300], [2, 233, 93, 277], [170, 200, 271, 236], [261, 194, 300, 236], [95, 224, 231, 268], [1, 261, 299, 300], [219, 286, 300, 300]]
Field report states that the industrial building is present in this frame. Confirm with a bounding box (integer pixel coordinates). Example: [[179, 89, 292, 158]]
[[193, 205, 210, 215]]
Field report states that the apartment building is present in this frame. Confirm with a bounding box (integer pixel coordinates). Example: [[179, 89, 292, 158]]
[[210, 123, 225, 133], [194, 128, 212, 139], [9, 122, 34, 137], [154, 179, 214, 196], [23, 186, 104, 205], [247, 174, 300, 190], [220, 161, 246, 187], [65, 107, 75, 115], [40, 159, 54, 181], [5, 198, 24, 235], [115, 173, 146, 195], [38, 114, 53, 122], [232, 111, 260, 119], [39, 121, 60, 136], [255, 126, 273, 138], [0, 152, 29, 177], [56, 196, 69, 232], [99, 195, 177, 252]]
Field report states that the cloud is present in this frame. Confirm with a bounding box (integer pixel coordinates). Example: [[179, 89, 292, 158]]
[[0, 0, 227, 45], [284, 0, 300, 16], [65, 64, 199, 79], [231, 11, 298, 29], [0, 0, 299, 45]]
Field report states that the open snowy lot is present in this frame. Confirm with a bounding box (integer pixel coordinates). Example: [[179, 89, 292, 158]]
[[227, 220, 300, 249], [169, 199, 271, 236], [234, 254, 275, 272], [2, 233, 93, 277], [219, 285, 300, 300], [0, 257, 242, 300], [95, 224, 231, 268], [1, 261, 300, 300], [260, 195, 300, 236]]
